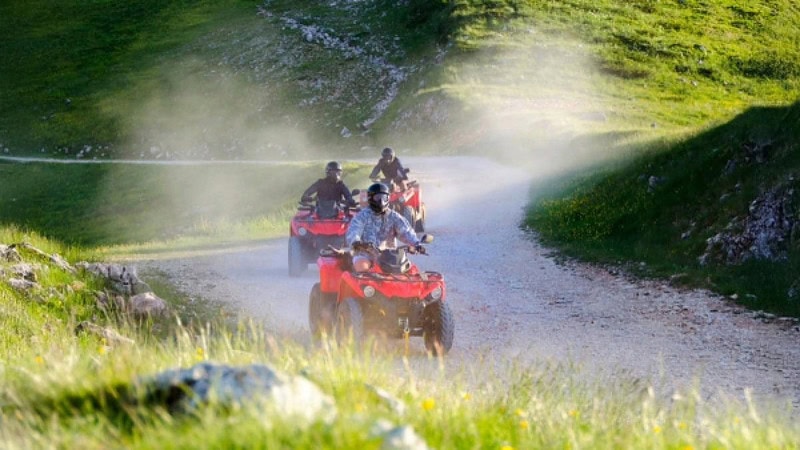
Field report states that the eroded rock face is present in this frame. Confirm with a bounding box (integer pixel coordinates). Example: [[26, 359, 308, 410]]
[[700, 185, 795, 265], [139, 362, 336, 426], [0, 245, 21, 262]]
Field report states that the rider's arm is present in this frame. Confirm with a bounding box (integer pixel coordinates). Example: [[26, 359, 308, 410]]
[[395, 159, 408, 180], [345, 211, 366, 246], [339, 182, 356, 205], [301, 179, 321, 202], [392, 212, 420, 246], [369, 161, 383, 179]]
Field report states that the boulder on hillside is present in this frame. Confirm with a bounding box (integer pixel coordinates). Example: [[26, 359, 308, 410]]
[[129, 292, 168, 318], [138, 362, 336, 426]]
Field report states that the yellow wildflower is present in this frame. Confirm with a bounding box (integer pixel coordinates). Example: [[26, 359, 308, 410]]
[[422, 398, 435, 411]]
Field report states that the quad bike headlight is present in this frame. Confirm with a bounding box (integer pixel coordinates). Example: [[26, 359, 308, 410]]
[[298, 227, 308, 236], [430, 286, 443, 300], [363, 285, 376, 298]]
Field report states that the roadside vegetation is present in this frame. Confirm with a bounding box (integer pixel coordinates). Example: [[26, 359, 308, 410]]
[[527, 102, 800, 318]]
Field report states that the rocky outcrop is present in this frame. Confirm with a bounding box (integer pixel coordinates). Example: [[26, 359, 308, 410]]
[[77, 262, 152, 296], [699, 184, 796, 265]]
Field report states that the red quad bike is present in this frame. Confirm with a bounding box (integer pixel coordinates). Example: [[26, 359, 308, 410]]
[[308, 235, 454, 356], [288, 197, 358, 277]]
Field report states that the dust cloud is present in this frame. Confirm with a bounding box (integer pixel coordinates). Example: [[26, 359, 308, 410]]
[[120, 57, 315, 162], [96, 30, 637, 242], [427, 33, 643, 183]]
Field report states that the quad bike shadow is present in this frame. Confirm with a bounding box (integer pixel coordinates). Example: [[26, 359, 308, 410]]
[[308, 235, 454, 356], [288, 195, 359, 277]]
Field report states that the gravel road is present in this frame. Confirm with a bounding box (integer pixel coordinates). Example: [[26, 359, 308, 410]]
[[137, 156, 800, 413]]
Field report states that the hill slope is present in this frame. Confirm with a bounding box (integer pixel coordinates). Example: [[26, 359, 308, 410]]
[[2, 0, 800, 162], [528, 101, 800, 316]]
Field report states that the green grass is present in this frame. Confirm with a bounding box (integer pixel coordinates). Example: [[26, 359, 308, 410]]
[[0, 0, 261, 154], [1, 229, 798, 448], [4, 0, 800, 161], [383, 0, 800, 161], [527, 101, 800, 317]]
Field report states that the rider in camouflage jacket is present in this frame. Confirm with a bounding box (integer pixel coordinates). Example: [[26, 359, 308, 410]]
[[346, 182, 419, 250]]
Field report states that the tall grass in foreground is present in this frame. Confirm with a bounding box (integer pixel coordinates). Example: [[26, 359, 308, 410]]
[[1, 321, 797, 449]]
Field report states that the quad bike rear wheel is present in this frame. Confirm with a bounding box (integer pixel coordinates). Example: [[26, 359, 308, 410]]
[[309, 283, 335, 338], [334, 297, 364, 346], [414, 203, 426, 232], [423, 300, 454, 356], [288, 236, 305, 277]]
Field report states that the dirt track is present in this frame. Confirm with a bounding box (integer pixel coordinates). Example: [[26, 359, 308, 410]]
[[137, 156, 800, 413]]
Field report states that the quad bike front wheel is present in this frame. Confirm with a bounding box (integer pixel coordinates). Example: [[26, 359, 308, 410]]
[[309, 283, 335, 339], [288, 236, 306, 277], [334, 297, 364, 346], [423, 300, 454, 356]]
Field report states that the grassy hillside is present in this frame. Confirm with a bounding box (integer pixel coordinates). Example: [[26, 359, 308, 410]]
[[4, 0, 800, 161], [527, 101, 800, 317], [0, 0, 263, 156]]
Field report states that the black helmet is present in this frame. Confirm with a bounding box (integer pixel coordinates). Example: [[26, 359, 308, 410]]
[[381, 147, 394, 159], [325, 161, 342, 181], [367, 182, 390, 213]]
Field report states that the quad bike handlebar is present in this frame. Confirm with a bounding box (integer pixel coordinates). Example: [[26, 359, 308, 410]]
[[298, 198, 359, 211], [348, 233, 433, 255]]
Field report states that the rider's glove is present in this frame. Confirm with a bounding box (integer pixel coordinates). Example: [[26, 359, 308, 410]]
[[301, 195, 313, 203], [412, 244, 426, 255]]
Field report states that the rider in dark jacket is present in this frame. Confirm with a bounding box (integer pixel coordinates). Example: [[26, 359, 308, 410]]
[[301, 162, 356, 216], [369, 147, 408, 187]]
